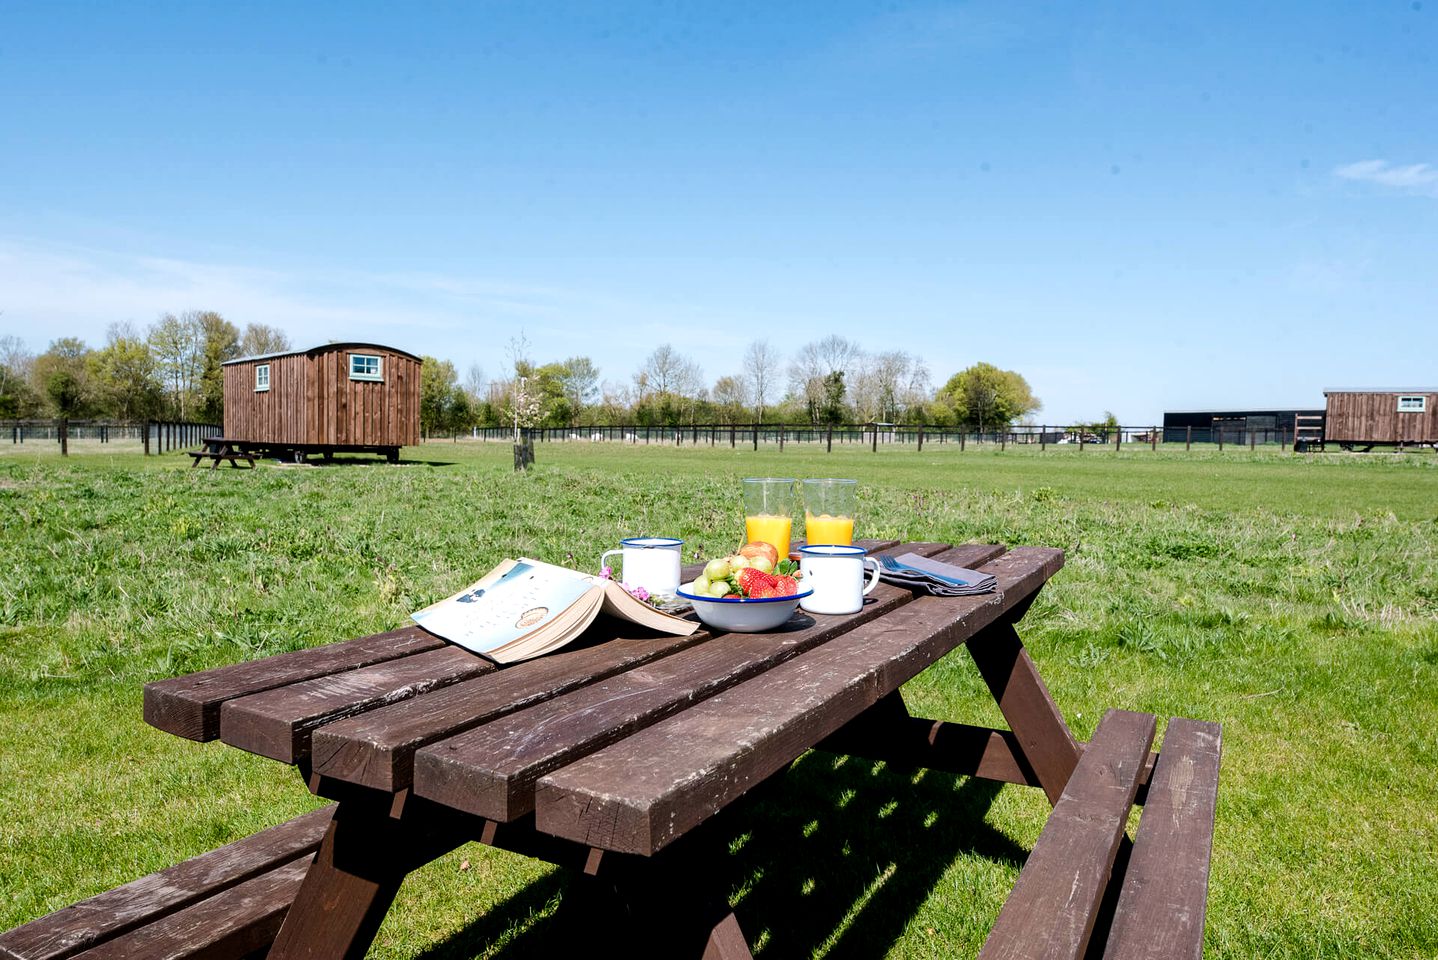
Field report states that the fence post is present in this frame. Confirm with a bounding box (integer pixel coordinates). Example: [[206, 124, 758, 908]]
[[778, 428, 784, 453], [917, 424, 924, 452], [1114, 428, 1120, 453], [960, 433, 965, 452], [1040, 426, 1046, 451], [753, 423, 758, 451], [1217, 428, 1223, 452], [143, 421, 150, 455], [871, 424, 877, 453], [1151, 427, 1157, 451], [1000, 432, 1006, 452], [1250, 430, 1256, 452], [730, 424, 736, 448], [826, 424, 833, 453], [1186, 425, 1192, 451]]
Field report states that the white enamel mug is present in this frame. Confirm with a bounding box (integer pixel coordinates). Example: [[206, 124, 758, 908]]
[[798, 544, 881, 615], [600, 537, 684, 596]]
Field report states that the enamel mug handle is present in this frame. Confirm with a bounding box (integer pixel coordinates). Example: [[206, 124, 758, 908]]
[[862, 557, 881, 595], [600, 549, 622, 577]]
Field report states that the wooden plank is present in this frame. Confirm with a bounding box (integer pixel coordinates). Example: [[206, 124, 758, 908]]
[[976, 709, 1155, 960], [532, 547, 1059, 855], [410, 544, 975, 822], [311, 539, 936, 793], [0, 806, 333, 960], [1100, 718, 1222, 960], [65, 859, 310, 960], [143, 626, 445, 742], [219, 646, 495, 764]]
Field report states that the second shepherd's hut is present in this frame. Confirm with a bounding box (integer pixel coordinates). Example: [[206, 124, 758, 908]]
[[222, 342, 422, 462]]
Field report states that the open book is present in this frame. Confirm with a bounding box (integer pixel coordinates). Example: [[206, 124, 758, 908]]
[[410, 558, 699, 664]]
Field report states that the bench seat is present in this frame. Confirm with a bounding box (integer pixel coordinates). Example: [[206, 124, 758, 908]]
[[978, 710, 1222, 960], [187, 450, 255, 469], [0, 806, 334, 960]]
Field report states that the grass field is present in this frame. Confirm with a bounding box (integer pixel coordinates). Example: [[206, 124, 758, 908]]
[[2, 442, 1436, 958]]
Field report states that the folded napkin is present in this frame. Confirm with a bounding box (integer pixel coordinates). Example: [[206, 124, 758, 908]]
[[877, 552, 997, 597]]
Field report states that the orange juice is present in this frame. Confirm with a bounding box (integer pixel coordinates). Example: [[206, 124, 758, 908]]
[[805, 512, 854, 546], [745, 514, 792, 559]]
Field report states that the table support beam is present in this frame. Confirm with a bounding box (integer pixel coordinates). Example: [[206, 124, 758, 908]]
[[265, 799, 470, 960], [966, 621, 1082, 805]]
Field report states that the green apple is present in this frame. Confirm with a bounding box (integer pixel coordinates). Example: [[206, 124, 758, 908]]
[[729, 555, 751, 571], [707, 580, 733, 598], [704, 558, 731, 580], [747, 556, 774, 574], [688, 576, 710, 595]]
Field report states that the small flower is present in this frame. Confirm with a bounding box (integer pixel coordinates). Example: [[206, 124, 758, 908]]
[[600, 566, 613, 580]]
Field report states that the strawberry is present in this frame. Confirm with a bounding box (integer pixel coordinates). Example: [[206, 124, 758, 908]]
[[773, 575, 799, 597], [748, 582, 782, 599], [736, 567, 778, 597]]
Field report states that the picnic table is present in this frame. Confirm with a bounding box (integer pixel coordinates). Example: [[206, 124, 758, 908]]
[[186, 437, 256, 469], [43, 538, 1217, 960]]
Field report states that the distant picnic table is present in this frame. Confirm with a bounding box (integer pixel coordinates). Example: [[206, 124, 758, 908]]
[[186, 436, 255, 469], [4, 539, 1220, 960]]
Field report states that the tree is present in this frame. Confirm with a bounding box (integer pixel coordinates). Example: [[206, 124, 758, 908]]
[[556, 356, 599, 424], [711, 375, 749, 424], [819, 370, 848, 425], [937, 362, 1041, 434], [419, 356, 469, 437], [196, 312, 240, 423], [238, 323, 291, 357], [148, 312, 205, 419], [789, 335, 861, 425], [635, 345, 703, 426], [32, 338, 92, 454], [0, 334, 38, 418], [88, 322, 163, 422], [742, 340, 781, 422]]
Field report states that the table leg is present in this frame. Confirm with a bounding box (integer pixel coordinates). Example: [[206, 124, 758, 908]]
[[266, 799, 469, 960], [966, 621, 1081, 804]]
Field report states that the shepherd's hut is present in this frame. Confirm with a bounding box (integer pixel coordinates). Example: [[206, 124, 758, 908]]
[[222, 343, 422, 461]]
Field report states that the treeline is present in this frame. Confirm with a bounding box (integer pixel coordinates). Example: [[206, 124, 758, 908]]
[[0, 323, 1043, 434], [0, 313, 289, 422], [422, 335, 1042, 436]]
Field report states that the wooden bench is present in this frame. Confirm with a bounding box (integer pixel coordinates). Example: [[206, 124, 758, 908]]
[[0, 806, 333, 960], [977, 709, 1222, 960]]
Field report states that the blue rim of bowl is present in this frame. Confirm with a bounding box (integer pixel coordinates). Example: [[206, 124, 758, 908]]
[[675, 587, 813, 604]]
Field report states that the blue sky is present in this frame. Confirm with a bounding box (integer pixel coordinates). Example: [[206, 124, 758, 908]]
[[1, 1, 1434, 423]]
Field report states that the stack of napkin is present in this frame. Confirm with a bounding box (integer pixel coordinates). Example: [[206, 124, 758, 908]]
[[877, 553, 997, 597]]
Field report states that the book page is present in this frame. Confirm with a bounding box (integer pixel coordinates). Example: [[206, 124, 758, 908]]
[[411, 561, 595, 655]]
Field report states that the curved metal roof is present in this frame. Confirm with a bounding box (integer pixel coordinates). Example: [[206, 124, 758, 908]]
[[222, 342, 423, 366]]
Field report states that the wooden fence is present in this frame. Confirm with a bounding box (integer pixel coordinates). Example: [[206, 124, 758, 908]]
[[3, 419, 221, 455], [463, 423, 1306, 452]]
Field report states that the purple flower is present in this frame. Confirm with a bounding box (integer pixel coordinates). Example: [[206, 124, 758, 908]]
[[600, 566, 613, 580]]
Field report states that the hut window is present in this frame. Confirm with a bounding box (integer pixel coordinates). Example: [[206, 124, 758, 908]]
[[255, 365, 270, 392], [349, 354, 383, 381], [1397, 395, 1427, 413]]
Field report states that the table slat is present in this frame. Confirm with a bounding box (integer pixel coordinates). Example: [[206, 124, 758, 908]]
[[219, 647, 496, 763], [143, 627, 444, 742], [532, 546, 1061, 855]]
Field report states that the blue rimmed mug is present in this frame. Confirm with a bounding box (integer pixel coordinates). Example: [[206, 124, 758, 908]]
[[600, 537, 684, 596], [798, 544, 880, 615]]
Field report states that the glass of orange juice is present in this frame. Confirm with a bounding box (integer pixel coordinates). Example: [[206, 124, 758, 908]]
[[803, 478, 857, 546], [742, 477, 797, 559]]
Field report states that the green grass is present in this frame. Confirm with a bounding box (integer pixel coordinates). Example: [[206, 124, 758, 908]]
[[2, 441, 1436, 958]]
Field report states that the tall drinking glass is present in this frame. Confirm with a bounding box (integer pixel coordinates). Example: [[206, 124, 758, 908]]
[[803, 478, 857, 546], [742, 477, 797, 559]]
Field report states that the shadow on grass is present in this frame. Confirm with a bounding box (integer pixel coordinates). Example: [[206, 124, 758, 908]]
[[413, 752, 1023, 959]]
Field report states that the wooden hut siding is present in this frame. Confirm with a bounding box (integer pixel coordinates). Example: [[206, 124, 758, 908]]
[[223, 344, 420, 449], [1324, 391, 1438, 444]]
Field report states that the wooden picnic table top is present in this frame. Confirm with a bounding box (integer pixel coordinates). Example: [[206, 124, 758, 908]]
[[144, 538, 1072, 958]]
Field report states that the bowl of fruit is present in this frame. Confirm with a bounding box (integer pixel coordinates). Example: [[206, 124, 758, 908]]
[[676, 541, 812, 633]]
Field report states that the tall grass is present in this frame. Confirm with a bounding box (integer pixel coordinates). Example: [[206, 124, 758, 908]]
[[1, 443, 1434, 958]]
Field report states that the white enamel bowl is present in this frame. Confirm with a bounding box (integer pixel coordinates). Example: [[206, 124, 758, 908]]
[[675, 587, 814, 633]]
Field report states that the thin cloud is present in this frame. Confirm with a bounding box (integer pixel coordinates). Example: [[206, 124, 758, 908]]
[[1333, 159, 1438, 198]]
